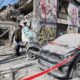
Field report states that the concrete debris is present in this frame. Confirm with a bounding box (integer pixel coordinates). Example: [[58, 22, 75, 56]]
[[0, 45, 57, 80]]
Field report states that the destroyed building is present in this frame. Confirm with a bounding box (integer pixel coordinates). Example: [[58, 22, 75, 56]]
[[0, 0, 33, 45], [0, 0, 80, 80]]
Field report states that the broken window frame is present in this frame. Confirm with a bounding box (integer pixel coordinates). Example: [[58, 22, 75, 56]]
[[57, 0, 69, 19]]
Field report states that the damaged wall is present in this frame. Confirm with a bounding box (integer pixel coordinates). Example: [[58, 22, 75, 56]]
[[0, 21, 16, 45]]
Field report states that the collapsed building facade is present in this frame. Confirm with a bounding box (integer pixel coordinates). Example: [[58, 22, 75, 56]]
[[19, 0, 79, 44], [0, 0, 80, 80], [0, 0, 80, 44], [0, 0, 80, 45], [0, 0, 33, 45]]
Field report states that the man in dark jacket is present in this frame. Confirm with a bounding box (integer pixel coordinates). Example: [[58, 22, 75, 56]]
[[10, 25, 23, 56]]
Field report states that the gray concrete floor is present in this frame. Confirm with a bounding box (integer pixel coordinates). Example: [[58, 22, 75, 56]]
[[0, 46, 79, 80], [0, 46, 57, 80]]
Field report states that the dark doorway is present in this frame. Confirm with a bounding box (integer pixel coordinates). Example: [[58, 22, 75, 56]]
[[0, 28, 9, 46], [0, 28, 9, 39], [56, 24, 67, 37]]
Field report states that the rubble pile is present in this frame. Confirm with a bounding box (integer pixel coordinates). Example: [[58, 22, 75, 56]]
[[0, 45, 36, 80]]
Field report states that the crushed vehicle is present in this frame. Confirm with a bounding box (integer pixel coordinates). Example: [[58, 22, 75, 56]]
[[38, 34, 80, 80]]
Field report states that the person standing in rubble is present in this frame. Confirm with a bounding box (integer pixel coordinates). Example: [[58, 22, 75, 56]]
[[22, 22, 30, 42], [10, 24, 23, 56], [22, 22, 33, 41], [22, 22, 37, 42]]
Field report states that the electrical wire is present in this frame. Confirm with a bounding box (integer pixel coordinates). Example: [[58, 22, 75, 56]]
[[0, 0, 9, 8], [0, 0, 5, 7]]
